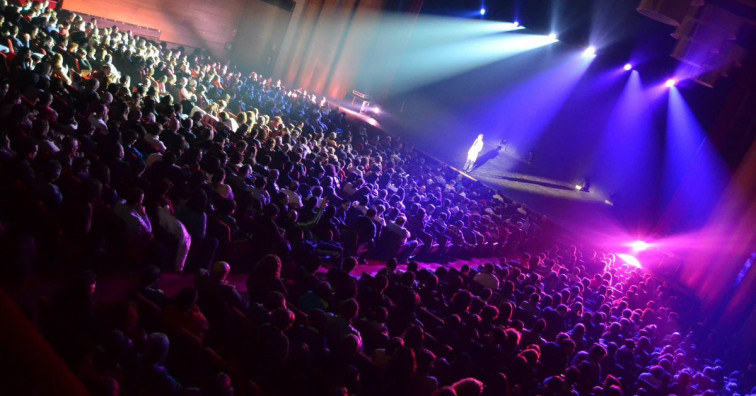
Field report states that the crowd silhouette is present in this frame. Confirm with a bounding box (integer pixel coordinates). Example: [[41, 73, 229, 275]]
[[0, 2, 753, 396]]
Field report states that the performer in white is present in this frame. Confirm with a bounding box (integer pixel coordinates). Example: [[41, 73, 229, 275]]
[[464, 134, 484, 171]]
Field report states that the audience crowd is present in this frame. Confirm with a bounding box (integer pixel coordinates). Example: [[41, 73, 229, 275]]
[[0, 2, 754, 395]]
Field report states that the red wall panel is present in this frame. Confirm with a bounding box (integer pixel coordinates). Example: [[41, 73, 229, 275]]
[[62, 0, 246, 58]]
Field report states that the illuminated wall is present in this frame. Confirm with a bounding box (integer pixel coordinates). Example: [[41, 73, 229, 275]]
[[62, 0, 246, 58], [231, 0, 293, 77], [273, 0, 396, 99], [63, 0, 421, 99]]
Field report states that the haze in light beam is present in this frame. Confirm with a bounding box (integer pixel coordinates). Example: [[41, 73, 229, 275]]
[[493, 51, 595, 158], [386, 33, 556, 94], [660, 88, 728, 232], [617, 253, 642, 268]]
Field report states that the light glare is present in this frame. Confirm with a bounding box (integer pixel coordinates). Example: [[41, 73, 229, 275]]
[[513, 21, 520, 27], [623, 63, 633, 71], [629, 240, 651, 252], [480, 8, 486, 15], [485, 22, 522, 33], [617, 253, 642, 268], [548, 33, 558, 40], [665, 78, 677, 88]]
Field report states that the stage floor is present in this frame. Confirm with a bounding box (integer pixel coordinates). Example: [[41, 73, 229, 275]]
[[462, 147, 624, 244]]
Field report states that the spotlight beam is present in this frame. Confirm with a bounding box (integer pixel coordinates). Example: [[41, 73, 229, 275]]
[[488, 52, 594, 157], [388, 33, 559, 94], [617, 253, 642, 268]]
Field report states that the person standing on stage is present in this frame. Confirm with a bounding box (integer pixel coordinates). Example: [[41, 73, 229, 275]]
[[464, 134, 484, 171]]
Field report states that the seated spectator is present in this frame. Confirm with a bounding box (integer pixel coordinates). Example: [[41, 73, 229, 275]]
[[137, 265, 168, 309], [247, 254, 288, 303], [379, 215, 419, 263], [114, 188, 153, 244], [162, 287, 209, 340], [473, 263, 499, 290], [134, 333, 187, 395]]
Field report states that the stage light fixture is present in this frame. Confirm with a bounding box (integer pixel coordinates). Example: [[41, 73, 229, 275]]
[[623, 63, 633, 71], [665, 78, 677, 88], [513, 21, 520, 27], [574, 178, 591, 192], [583, 46, 597, 57], [480, 7, 486, 15], [548, 32, 558, 40], [372, 106, 381, 114]]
